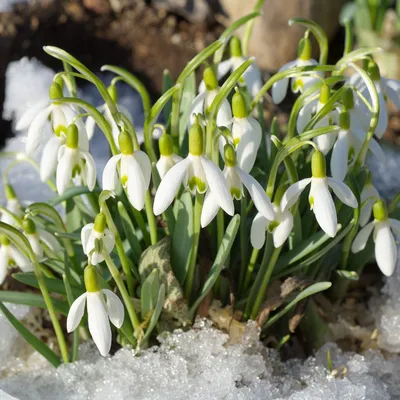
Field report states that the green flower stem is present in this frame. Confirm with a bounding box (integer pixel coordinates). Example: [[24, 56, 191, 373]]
[[249, 245, 282, 320], [389, 193, 400, 213], [63, 274, 79, 362], [242, 0, 265, 55], [239, 197, 248, 290], [145, 190, 158, 245], [343, 21, 353, 56], [103, 253, 141, 341], [131, 207, 151, 247], [86, 192, 100, 215], [184, 193, 204, 300], [217, 209, 224, 248], [243, 248, 259, 292], [62, 62, 77, 96], [100, 200, 135, 297]]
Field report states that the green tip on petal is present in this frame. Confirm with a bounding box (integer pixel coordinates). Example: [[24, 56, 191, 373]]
[[311, 150, 326, 178], [224, 144, 236, 167], [232, 90, 248, 118], [93, 213, 107, 233], [5, 184, 17, 200], [319, 84, 330, 105], [189, 123, 204, 156], [368, 59, 381, 81], [159, 134, 174, 157], [298, 37, 312, 61], [84, 265, 101, 293], [23, 218, 36, 235], [203, 66, 218, 91], [230, 36, 242, 57], [49, 82, 63, 100], [342, 87, 354, 110], [274, 183, 289, 205], [339, 109, 350, 130], [118, 130, 134, 155], [0, 234, 10, 246], [373, 199, 387, 221], [66, 124, 79, 149], [107, 85, 118, 103]]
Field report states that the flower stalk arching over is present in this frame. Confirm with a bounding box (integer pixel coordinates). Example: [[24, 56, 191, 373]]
[[281, 150, 358, 237], [0, 184, 23, 227]]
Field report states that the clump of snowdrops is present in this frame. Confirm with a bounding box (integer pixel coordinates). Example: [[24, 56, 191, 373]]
[[0, 7, 399, 366]]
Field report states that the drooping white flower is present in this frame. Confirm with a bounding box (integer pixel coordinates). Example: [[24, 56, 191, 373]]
[[199, 36, 263, 97], [219, 90, 262, 173], [189, 66, 232, 129], [359, 178, 380, 227], [281, 150, 358, 238], [330, 109, 385, 181], [201, 144, 274, 227], [0, 234, 33, 285], [81, 213, 115, 265], [56, 124, 97, 195], [67, 265, 124, 357], [0, 184, 23, 227], [102, 131, 151, 211], [153, 123, 234, 222], [272, 37, 322, 104], [16, 82, 88, 157], [297, 84, 339, 154], [352, 200, 400, 276], [156, 133, 183, 179]]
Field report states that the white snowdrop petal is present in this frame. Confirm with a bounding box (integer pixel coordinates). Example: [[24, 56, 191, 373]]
[[189, 92, 206, 127], [311, 179, 337, 238], [91, 252, 105, 266], [201, 157, 234, 216], [237, 167, 274, 220], [216, 98, 233, 129], [15, 100, 48, 131], [384, 80, 400, 109], [153, 158, 191, 215], [0, 246, 9, 285], [10, 247, 32, 272], [26, 105, 52, 154], [297, 99, 316, 133], [327, 178, 358, 208], [250, 213, 269, 249], [281, 178, 312, 211], [134, 150, 152, 190], [330, 130, 348, 181], [85, 116, 97, 141], [37, 229, 61, 253], [389, 218, 400, 236], [66, 293, 87, 332], [272, 211, 294, 248], [103, 289, 125, 328], [103, 230, 116, 254], [56, 148, 74, 195], [375, 92, 388, 139], [81, 223, 94, 255], [201, 191, 220, 228], [351, 221, 374, 253], [313, 128, 337, 155], [375, 222, 397, 276], [102, 154, 121, 191], [217, 59, 234, 78], [122, 155, 146, 211], [360, 199, 374, 227], [81, 151, 97, 192], [87, 292, 112, 357], [272, 60, 297, 104], [368, 137, 386, 163], [40, 136, 62, 182]]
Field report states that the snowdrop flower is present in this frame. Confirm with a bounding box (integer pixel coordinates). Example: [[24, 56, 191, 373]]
[[16, 82, 89, 157], [1, 184, 23, 227], [331, 109, 385, 181], [281, 150, 358, 237], [219, 90, 262, 173], [153, 123, 234, 222], [0, 234, 33, 285], [251, 185, 294, 249], [341, 87, 370, 134], [189, 66, 232, 129], [199, 36, 263, 97], [56, 124, 96, 195], [352, 200, 400, 276], [67, 265, 124, 356], [81, 213, 115, 265], [22, 218, 61, 261], [297, 84, 339, 154], [272, 37, 322, 104], [102, 131, 151, 211], [85, 84, 133, 146], [156, 133, 183, 179], [201, 144, 274, 227], [359, 175, 380, 227]]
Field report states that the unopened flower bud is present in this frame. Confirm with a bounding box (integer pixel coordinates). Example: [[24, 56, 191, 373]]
[[224, 144, 236, 167], [93, 213, 107, 233], [298, 37, 312, 61], [342, 87, 354, 110], [84, 265, 101, 293], [66, 124, 79, 149], [189, 123, 204, 156], [118, 131, 134, 155], [319, 84, 330, 105], [373, 199, 387, 222], [339, 110, 350, 130], [203, 66, 218, 91], [49, 82, 63, 101], [230, 36, 242, 57], [23, 218, 36, 235], [5, 184, 17, 200], [232, 90, 248, 119], [311, 150, 326, 178], [159, 134, 174, 157]]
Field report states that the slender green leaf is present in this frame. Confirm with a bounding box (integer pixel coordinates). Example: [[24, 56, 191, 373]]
[[49, 186, 94, 206], [142, 283, 165, 342], [141, 269, 161, 318], [336, 270, 359, 280], [179, 72, 196, 145], [162, 69, 174, 123]]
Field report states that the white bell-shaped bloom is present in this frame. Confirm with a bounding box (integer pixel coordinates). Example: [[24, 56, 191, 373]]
[[56, 124, 96, 195], [16, 82, 89, 157], [156, 133, 183, 179], [102, 131, 151, 211], [250, 203, 294, 249], [1, 185, 23, 227], [219, 90, 262, 173], [81, 214, 115, 265], [0, 235, 33, 284], [359, 180, 380, 227], [272, 37, 322, 104], [330, 110, 385, 181], [297, 84, 339, 154], [154, 124, 234, 220], [67, 265, 124, 357], [189, 66, 232, 129], [281, 151, 357, 238], [201, 145, 274, 227], [352, 200, 400, 276]]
